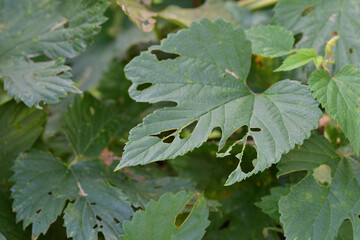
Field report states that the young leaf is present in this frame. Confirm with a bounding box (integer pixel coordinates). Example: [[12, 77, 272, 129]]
[[62, 93, 118, 158], [245, 25, 294, 57], [1, 58, 80, 108], [278, 135, 360, 240], [10, 151, 133, 240], [274, 49, 317, 72], [274, 0, 360, 72], [118, 18, 322, 185], [309, 65, 360, 154], [120, 191, 210, 240], [0, 0, 108, 107]]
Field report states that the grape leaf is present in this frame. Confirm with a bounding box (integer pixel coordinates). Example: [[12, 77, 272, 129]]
[[117, 0, 238, 32], [62, 93, 119, 158], [245, 25, 294, 57], [274, 0, 360, 72], [1, 58, 80, 108], [0, 0, 108, 107], [308, 65, 360, 154], [120, 191, 210, 240], [278, 135, 360, 240], [11, 151, 134, 240], [117, 18, 322, 185], [275, 49, 320, 72]]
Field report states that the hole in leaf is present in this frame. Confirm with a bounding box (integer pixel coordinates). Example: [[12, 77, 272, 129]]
[[240, 144, 257, 173], [174, 194, 198, 228], [136, 82, 152, 91], [219, 220, 230, 230], [208, 127, 222, 142], [301, 5, 315, 17], [294, 32, 303, 45], [114, 218, 120, 224], [96, 215, 102, 221], [47, 191, 52, 195], [100, 225, 104, 229], [90, 202, 97, 205], [150, 129, 177, 140], [163, 135, 175, 143], [151, 50, 180, 61], [64, 21, 70, 28], [349, 48, 354, 54], [179, 120, 198, 139], [93, 224, 98, 229], [250, 127, 261, 132], [36, 209, 42, 214], [219, 126, 248, 154]]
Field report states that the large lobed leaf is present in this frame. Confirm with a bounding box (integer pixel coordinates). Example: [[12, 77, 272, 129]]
[[309, 65, 360, 154], [278, 135, 360, 240], [120, 191, 210, 240], [0, 0, 108, 107], [117, 18, 322, 185], [274, 0, 360, 72], [11, 151, 134, 240]]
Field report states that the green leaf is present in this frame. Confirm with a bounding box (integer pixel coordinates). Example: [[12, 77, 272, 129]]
[[308, 65, 360, 154], [245, 25, 294, 57], [255, 185, 291, 222], [117, 18, 322, 185], [274, 0, 360, 72], [1, 58, 81, 108], [0, 0, 108, 107], [274, 49, 317, 72], [0, 100, 46, 182], [120, 191, 210, 240], [11, 151, 133, 239], [278, 135, 360, 240], [117, 0, 238, 32], [62, 93, 118, 158]]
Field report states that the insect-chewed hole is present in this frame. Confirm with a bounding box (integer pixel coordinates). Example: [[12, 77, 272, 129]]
[[349, 48, 354, 54], [174, 194, 198, 228], [219, 126, 248, 154], [114, 218, 120, 224], [90, 202, 97, 206], [36, 209, 42, 214], [250, 127, 261, 132], [150, 129, 177, 140], [163, 135, 175, 143], [47, 191, 52, 195], [301, 5, 315, 17], [136, 82, 153, 91], [240, 144, 257, 173], [151, 50, 180, 61], [179, 120, 198, 139], [208, 127, 222, 142], [96, 215, 102, 221], [93, 224, 98, 229]]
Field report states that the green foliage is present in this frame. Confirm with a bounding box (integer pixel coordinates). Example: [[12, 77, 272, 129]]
[[278, 135, 360, 240], [2, 0, 360, 239], [118, 18, 322, 185], [309, 65, 360, 154], [0, 0, 108, 107], [120, 191, 210, 240], [245, 25, 294, 57]]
